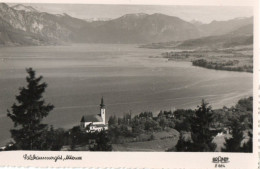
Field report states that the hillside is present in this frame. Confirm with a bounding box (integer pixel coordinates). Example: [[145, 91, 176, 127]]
[[177, 23, 253, 49], [178, 35, 252, 49], [141, 23, 253, 50], [0, 3, 87, 45], [0, 17, 49, 45], [196, 17, 253, 37]]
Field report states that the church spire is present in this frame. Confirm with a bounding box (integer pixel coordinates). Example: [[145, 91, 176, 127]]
[[100, 97, 105, 108]]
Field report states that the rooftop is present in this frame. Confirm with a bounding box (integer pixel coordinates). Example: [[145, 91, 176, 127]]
[[81, 114, 103, 122]]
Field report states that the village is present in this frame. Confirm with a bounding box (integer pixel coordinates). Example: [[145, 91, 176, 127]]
[[63, 96, 251, 152]]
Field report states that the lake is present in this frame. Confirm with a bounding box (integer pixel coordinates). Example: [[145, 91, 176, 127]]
[[0, 44, 252, 146]]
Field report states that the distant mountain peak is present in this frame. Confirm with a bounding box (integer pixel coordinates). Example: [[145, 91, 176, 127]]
[[118, 13, 180, 21], [234, 17, 251, 20], [12, 4, 38, 12], [85, 17, 111, 22], [151, 13, 166, 16], [62, 13, 70, 16], [0, 3, 9, 10], [55, 13, 70, 17], [190, 19, 204, 26], [121, 13, 149, 19], [209, 16, 252, 24]]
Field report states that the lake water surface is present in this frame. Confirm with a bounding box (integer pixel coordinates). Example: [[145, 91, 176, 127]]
[[0, 44, 252, 146]]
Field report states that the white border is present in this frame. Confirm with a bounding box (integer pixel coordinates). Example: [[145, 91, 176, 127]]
[[0, 0, 258, 168], [0, 0, 256, 6]]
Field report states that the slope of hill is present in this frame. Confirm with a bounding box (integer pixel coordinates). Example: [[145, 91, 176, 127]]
[[0, 3, 91, 45], [141, 23, 253, 50], [177, 24, 253, 49], [0, 14, 49, 45], [196, 17, 253, 37], [177, 35, 252, 49], [229, 24, 253, 36], [0, 3, 71, 45]]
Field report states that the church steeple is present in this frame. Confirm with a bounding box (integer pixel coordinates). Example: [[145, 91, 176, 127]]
[[100, 97, 105, 108], [100, 97, 105, 124]]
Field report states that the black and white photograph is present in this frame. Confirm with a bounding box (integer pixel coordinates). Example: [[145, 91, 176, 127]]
[[0, 1, 255, 154]]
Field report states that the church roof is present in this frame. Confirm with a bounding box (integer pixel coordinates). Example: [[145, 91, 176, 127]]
[[81, 114, 103, 122]]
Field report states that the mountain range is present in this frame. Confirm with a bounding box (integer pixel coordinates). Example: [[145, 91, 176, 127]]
[[177, 23, 253, 49], [0, 3, 253, 46]]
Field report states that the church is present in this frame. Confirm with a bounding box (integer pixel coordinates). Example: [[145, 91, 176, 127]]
[[80, 97, 108, 132]]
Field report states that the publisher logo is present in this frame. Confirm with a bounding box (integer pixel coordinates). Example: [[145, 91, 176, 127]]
[[212, 156, 229, 168], [212, 156, 230, 163]]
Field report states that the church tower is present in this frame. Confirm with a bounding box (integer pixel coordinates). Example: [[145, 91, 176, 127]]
[[100, 97, 105, 124]]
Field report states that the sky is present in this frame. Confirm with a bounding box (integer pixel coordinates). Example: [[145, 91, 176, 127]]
[[12, 3, 253, 23]]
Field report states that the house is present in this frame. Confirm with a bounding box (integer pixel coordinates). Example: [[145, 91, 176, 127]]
[[80, 97, 108, 132]]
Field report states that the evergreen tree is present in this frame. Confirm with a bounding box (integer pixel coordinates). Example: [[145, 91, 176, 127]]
[[189, 100, 216, 151], [222, 118, 244, 152], [7, 68, 54, 150], [40, 126, 65, 150]]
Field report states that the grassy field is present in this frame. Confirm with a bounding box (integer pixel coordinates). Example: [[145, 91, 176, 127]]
[[112, 138, 178, 151], [112, 130, 233, 152], [112, 129, 179, 151]]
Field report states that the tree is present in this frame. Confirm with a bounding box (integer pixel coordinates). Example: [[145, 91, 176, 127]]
[[236, 97, 253, 112], [108, 115, 117, 127], [175, 132, 192, 152], [241, 131, 252, 152], [89, 130, 112, 151], [189, 100, 216, 152], [222, 118, 244, 152], [7, 68, 54, 150], [144, 118, 160, 131], [173, 109, 194, 132], [36, 125, 65, 151]]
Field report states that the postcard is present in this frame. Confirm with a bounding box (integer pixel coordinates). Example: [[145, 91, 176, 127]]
[[0, 0, 258, 168]]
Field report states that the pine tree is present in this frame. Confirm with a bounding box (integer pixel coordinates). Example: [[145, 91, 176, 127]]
[[7, 68, 54, 150], [40, 126, 65, 150], [189, 100, 216, 152], [222, 118, 244, 152]]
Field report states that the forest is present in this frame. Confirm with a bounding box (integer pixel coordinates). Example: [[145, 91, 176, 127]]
[[192, 59, 253, 73]]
